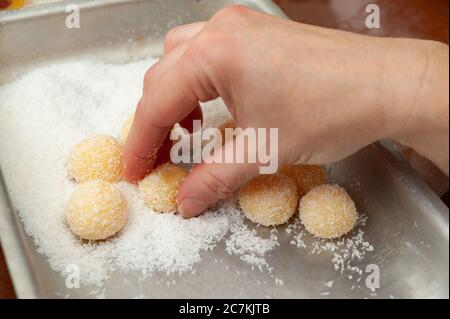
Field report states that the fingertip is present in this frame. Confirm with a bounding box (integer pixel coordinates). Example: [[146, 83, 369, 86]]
[[121, 150, 136, 183], [122, 134, 174, 183], [177, 198, 209, 218], [122, 139, 156, 184], [121, 156, 151, 183], [164, 21, 206, 54]]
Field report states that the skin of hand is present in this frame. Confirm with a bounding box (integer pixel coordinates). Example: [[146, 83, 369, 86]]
[[122, 5, 449, 218]]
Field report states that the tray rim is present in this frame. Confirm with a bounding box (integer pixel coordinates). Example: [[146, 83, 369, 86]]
[[0, 0, 287, 22]]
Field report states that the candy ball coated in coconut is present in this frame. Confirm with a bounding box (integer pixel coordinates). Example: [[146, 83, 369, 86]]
[[279, 164, 327, 195], [138, 163, 188, 213], [68, 134, 123, 183], [239, 174, 298, 226], [67, 180, 127, 240], [299, 184, 357, 239]]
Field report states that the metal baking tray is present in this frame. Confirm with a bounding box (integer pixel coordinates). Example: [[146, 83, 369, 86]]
[[0, 0, 448, 299]]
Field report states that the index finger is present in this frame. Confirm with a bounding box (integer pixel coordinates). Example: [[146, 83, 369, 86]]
[[122, 44, 217, 183]]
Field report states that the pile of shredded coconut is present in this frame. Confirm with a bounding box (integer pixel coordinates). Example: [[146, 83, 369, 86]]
[[0, 57, 374, 296], [0, 58, 279, 287]]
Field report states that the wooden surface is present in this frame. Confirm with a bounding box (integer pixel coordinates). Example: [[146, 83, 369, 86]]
[[0, 244, 16, 298], [0, 0, 448, 299], [275, 0, 448, 42]]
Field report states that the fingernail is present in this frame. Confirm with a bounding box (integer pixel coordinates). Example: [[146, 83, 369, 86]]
[[178, 198, 209, 218]]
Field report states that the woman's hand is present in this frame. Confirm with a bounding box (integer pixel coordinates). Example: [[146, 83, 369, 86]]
[[122, 5, 449, 217]]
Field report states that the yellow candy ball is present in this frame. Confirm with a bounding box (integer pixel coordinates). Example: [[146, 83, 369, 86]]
[[299, 184, 357, 239], [138, 163, 188, 213], [279, 164, 327, 195], [67, 180, 127, 240], [239, 174, 298, 226], [68, 134, 123, 183]]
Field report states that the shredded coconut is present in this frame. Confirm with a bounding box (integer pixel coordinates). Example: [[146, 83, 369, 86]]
[[0, 58, 279, 290], [287, 214, 374, 284], [224, 200, 278, 272], [0, 57, 374, 297]]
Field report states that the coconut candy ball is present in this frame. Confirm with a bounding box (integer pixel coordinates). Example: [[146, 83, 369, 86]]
[[279, 164, 327, 195], [138, 163, 188, 213], [299, 184, 357, 239], [239, 174, 298, 226], [68, 134, 123, 183], [67, 180, 127, 240]]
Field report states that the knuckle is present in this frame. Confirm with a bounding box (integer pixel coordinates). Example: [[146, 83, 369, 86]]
[[191, 30, 235, 70], [143, 62, 161, 89], [212, 4, 251, 21], [143, 66, 156, 85], [203, 170, 236, 199], [134, 96, 148, 125], [164, 26, 180, 51], [135, 94, 150, 117], [192, 31, 217, 53]]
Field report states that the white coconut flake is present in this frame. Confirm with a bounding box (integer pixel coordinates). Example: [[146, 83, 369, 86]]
[[0, 57, 374, 296], [275, 278, 284, 286], [286, 214, 374, 282], [224, 201, 278, 272], [0, 58, 278, 290]]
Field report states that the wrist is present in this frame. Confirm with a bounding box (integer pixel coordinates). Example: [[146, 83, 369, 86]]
[[380, 39, 449, 173]]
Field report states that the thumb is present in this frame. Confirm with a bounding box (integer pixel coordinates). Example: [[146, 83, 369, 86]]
[[176, 161, 259, 218]]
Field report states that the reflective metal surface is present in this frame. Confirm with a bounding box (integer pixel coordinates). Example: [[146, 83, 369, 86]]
[[0, 0, 448, 298]]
